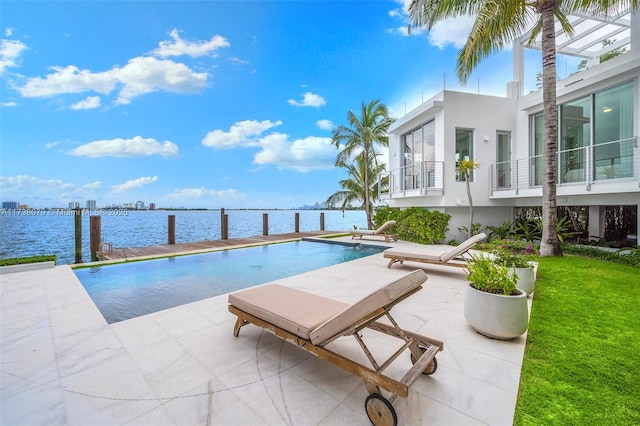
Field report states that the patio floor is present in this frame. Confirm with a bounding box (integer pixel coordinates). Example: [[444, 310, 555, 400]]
[[0, 237, 531, 425]]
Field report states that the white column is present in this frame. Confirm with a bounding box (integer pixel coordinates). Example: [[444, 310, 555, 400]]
[[588, 205, 604, 242], [631, 10, 639, 51]]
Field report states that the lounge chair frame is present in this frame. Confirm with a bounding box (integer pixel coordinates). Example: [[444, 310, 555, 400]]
[[229, 283, 444, 425], [351, 220, 398, 243], [384, 233, 487, 269]]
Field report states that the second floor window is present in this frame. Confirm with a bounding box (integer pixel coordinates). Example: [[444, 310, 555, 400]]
[[455, 128, 474, 181]]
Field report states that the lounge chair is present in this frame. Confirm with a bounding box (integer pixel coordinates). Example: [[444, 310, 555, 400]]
[[384, 233, 487, 269], [228, 269, 443, 425], [350, 220, 398, 242]]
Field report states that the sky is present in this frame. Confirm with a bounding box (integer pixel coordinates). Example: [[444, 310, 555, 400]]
[[0, 0, 569, 209]]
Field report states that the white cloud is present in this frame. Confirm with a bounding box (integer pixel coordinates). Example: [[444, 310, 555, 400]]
[[18, 57, 208, 104], [201, 119, 282, 148], [70, 96, 101, 110], [387, 1, 473, 48], [82, 181, 101, 190], [287, 92, 326, 107], [164, 187, 241, 200], [5, 28, 14, 37], [428, 17, 475, 49], [111, 176, 158, 193], [253, 134, 336, 172], [152, 29, 229, 58], [0, 39, 28, 73], [2, 101, 17, 107], [0, 175, 75, 193], [316, 119, 334, 130], [69, 136, 179, 158]]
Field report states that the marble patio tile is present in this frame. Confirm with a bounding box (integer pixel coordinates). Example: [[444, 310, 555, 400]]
[[110, 315, 172, 354], [218, 361, 344, 426], [188, 295, 231, 325], [149, 305, 213, 339], [52, 324, 127, 378], [435, 341, 523, 393], [60, 354, 162, 425], [160, 379, 267, 425], [123, 404, 176, 426], [411, 362, 517, 426], [0, 378, 66, 426], [129, 339, 215, 399]]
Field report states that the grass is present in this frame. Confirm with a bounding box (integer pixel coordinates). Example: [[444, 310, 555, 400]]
[[514, 255, 640, 425]]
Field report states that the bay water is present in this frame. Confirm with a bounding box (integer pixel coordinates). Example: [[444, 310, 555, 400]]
[[0, 209, 367, 265]]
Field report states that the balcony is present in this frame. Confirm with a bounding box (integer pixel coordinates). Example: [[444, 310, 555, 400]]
[[490, 137, 639, 197], [379, 161, 444, 199]]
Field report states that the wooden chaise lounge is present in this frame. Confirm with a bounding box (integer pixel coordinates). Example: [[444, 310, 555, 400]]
[[228, 269, 443, 426], [384, 233, 487, 269], [350, 220, 398, 242]]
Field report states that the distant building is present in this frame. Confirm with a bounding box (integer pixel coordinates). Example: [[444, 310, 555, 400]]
[[149, 202, 156, 210], [86, 200, 97, 210], [69, 201, 80, 209], [135, 201, 145, 210], [2, 201, 19, 210]]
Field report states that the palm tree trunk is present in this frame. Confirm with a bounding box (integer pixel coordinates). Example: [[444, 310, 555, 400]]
[[539, 1, 562, 256], [364, 143, 373, 229], [466, 171, 473, 239]]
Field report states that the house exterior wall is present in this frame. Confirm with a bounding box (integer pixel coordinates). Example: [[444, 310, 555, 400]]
[[384, 47, 639, 242]]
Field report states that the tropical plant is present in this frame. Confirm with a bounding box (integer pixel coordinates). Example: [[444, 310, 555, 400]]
[[456, 158, 480, 239], [373, 206, 451, 244], [491, 239, 539, 268], [331, 100, 393, 229], [326, 152, 386, 214], [408, 0, 639, 256], [457, 222, 485, 238], [486, 220, 514, 241], [466, 255, 519, 295], [513, 218, 543, 242]]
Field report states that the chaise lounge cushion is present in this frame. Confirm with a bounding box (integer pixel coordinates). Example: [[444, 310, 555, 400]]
[[309, 269, 427, 345], [228, 284, 349, 341]]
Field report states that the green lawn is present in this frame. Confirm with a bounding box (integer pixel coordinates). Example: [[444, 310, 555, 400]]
[[514, 255, 640, 425]]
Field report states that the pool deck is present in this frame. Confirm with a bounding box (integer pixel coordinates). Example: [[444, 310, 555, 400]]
[[1, 236, 531, 425]]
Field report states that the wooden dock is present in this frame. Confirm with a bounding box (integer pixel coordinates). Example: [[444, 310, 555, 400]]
[[99, 231, 346, 261]]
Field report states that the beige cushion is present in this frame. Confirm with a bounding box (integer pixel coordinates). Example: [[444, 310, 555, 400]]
[[309, 269, 427, 345], [228, 284, 349, 340], [383, 233, 486, 263], [350, 220, 396, 236]]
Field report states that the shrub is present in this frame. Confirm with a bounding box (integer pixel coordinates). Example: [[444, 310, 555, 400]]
[[491, 239, 539, 268], [373, 206, 450, 244], [0, 255, 57, 267]]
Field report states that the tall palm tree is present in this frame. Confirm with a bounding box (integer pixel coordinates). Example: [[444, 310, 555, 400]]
[[326, 152, 386, 219], [409, 0, 637, 256], [331, 100, 393, 229]]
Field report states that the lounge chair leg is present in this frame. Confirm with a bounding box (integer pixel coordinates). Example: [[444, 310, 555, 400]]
[[233, 316, 248, 337]]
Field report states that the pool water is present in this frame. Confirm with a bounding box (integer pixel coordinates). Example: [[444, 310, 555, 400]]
[[74, 240, 384, 323]]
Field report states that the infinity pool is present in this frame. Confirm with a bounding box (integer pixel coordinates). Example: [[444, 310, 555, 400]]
[[74, 240, 384, 323]]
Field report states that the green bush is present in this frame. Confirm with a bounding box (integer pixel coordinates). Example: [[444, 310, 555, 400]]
[[563, 244, 640, 268], [0, 254, 57, 267], [374, 206, 450, 244]]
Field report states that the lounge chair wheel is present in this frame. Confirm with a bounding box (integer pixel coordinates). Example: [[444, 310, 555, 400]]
[[410, 346, 438, 375], [365, 393, 397, 426]]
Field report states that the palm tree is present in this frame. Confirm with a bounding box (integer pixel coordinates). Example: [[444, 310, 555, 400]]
[[457, 158, 480, 239], [326, 152, 386, 219], [331, 100, 393, 229], [409, 0, 638, 256]]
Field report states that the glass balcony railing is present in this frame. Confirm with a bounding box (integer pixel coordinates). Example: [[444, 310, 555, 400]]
[[379, 161, 444, 198], [490, 137, 639, 194]]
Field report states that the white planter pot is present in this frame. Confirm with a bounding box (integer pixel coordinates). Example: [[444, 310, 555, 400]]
[[511, 265, 536, 296], [464, 285, 529, 340]]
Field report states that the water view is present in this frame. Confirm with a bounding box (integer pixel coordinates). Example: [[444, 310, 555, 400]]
[[0, 209, 367, 265]]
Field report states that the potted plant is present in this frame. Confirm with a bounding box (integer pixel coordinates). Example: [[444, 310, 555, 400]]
[[492, 239, 539, 296], [463, 255, 529, 340]]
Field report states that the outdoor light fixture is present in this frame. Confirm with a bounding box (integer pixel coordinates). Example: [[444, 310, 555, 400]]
[[603, 106, 612, 113]]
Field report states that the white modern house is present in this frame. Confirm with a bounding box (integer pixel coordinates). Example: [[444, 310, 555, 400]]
[[382, 9, 639, 244]]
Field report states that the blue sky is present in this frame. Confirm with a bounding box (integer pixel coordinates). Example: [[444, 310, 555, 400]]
[[1, 0, 565, 209]]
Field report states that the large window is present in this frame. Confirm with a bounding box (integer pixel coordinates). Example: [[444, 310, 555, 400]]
[[455, 128, 474, 182], [496, 131, 511, 188], [560, 96, 590, 182], [402, 120, 435, 190], [529, 81, 635, 185], [593, 81, 634, 179]]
